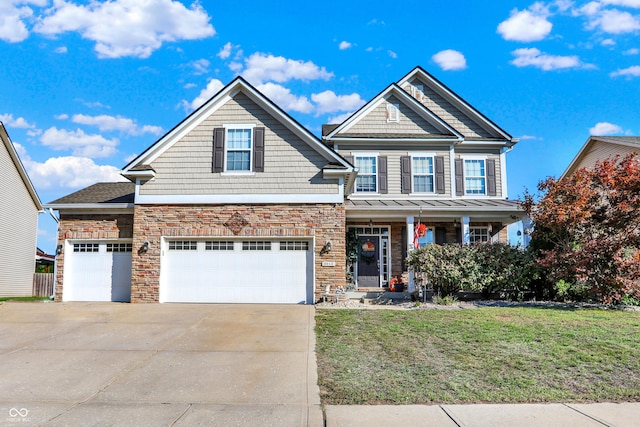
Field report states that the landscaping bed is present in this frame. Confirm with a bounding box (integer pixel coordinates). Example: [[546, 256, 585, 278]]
[[315, 305, 640, 405]]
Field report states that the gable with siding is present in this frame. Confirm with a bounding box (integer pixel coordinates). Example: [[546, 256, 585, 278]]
[[563, 137, 640, 178]]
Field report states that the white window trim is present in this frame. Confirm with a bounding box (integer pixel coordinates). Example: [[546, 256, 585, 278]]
[[469, 226, 490, 244], [461, 156, 487, 196], [386, 102, 400, 123], [223, 123, 255, 174], [409, 152, 436, 195], [353, 153, 380, 194]]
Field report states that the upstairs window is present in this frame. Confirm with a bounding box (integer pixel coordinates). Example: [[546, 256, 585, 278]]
[[412, 156, 434, 193], [226, 128, 252, 171], [355, 156, 377, 193], [464, 159, 486, 195]]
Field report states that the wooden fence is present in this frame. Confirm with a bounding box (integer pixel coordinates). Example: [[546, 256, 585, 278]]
[[33, 273, 54, 297]]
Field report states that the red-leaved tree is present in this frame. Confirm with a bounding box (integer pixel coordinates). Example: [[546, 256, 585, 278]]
[[522, 153, 640, 303]]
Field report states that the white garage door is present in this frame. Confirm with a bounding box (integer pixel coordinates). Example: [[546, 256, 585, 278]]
[[63, 241, 132, 302], [160, 239, 313, 304]]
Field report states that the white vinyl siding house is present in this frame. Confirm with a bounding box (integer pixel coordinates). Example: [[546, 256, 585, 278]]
[[0, 124, 42, 297]]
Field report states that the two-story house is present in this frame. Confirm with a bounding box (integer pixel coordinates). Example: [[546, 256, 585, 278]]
[[324, 67, 521, 291], [46, 67, 522, 303]]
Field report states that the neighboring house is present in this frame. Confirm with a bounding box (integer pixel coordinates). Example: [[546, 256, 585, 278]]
[[0, 122, 43, 297], [562, 136, 640, 178], [45, 67, 523, 304]]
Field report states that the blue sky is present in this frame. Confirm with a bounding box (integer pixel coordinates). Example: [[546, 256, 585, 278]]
[[2, 0, 640, 252]]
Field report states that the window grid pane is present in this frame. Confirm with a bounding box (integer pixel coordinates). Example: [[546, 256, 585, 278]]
[[205, 241, 234, 251], [464, 159, 486, 195], [413, 157, 434, 193], [227, 151, 250, 171], [106, 243, 132, 252], [242, 241, 272, 251], [169, 241, 197, 251], [227, 129, 251, 149], [280, 241, 309, 251], [469, 227, 490, 244], [73, 243, 99, 253]]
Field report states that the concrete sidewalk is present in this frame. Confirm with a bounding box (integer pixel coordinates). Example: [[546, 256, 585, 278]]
[[325, 402, 640, 427]]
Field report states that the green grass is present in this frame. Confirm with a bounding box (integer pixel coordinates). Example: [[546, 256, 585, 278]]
[[0, 296, 51, 302], [315, 307, 640, 405]]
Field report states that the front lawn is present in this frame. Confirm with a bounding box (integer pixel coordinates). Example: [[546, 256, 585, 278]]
[[315, 307, 640, 405]]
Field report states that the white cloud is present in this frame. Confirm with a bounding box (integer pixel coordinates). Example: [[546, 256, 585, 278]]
[[497, 3, 553, 42], [0, 113, 36, 129], [587, 8, 640, 33], [589, 121, 623, 135], [339, 41, 352, 50], [13, 143, 126, 189], [602, 0, 640, 7], [311, 90, 365, 115], [240, 53, 334, 85], [610, 65, 640, 76], [55, 114, 69, 120], [327, 112, 354, 125], [181, 78, 224, 111], [623, 47, 640, 54], [71, 114, 163, 136], [257, 83, 314, 113], [388, 50, 398, 59], [183, 83, 197, 89], [218, 42, 233, 59], [34, 0, 215, 59], [601, 38, 616, 45], [510, 48, 583, 70], [0, 1, 35, 43], [432, 49, 467, 70], [40, 127, 119, 158], [188, 58, 210, 75]]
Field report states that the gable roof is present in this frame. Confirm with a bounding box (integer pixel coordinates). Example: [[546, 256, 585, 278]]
[[396, 66, 515, 143], [324, 83, 463, 142], [122, 76, 354, 180], [562, 135, 640, 179], [46, 182, 135, 208], [0, 122, 42, 211]]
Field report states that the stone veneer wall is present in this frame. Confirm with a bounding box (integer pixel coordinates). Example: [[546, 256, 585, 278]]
[[55, 214, 134, 301], [131, 204, 345, 303]]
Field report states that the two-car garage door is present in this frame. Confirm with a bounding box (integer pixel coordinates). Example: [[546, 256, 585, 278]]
[[160, 239, 313, 304]]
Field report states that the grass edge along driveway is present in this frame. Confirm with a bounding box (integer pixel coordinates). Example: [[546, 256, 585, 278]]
[[315, 306, 640, 405]]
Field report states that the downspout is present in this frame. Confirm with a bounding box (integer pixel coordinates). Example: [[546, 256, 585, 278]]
[[48, 208, 59, 300]]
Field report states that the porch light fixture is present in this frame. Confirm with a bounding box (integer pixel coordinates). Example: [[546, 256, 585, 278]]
[[320, 240, 332, 255], [56, 244, 63, 255], [369, 219, 373, 227], [140, 241, 150, 253]]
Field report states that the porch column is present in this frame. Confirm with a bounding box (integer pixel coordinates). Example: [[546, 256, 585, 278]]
[[406, 215, 415, 292], [461, 216, 470, 245]]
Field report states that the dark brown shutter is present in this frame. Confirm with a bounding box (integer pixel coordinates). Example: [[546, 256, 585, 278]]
[[435, 156, 445, 194], [253, 127, 265, 172], [486, 158, 496, 196], [455, 158, 464, 196], [401, 155, 411, 194], [212, 128, 225, 172], [435, 227, 446, 245], [378, 156, 388, 194]]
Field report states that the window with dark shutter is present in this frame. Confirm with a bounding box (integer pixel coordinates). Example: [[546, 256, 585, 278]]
[[212, 128, 225, 172], [378, 156, 388, 194], [486, 159, 497, 196], [455, 158, 464, 196], [253, 127, 265, 172], [401, 155, 411, 194], [435, 156, 445, 194]]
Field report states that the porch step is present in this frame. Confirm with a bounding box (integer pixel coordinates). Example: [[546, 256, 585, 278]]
[[346, 290, 411, 302]]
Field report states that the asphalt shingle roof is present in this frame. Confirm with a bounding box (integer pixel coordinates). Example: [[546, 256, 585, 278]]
[[48, 182, 135, 205]]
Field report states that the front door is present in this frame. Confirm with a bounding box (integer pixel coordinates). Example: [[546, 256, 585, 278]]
[[357, 236, 380, 287]]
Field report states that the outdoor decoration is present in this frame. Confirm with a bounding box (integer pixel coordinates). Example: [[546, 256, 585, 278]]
[[224, 212, 249, 235]]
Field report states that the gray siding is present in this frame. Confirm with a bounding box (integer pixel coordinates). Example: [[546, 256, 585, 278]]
[[403, 80, 500, 139], [341, 148, 452, 197], [343, 96, 445, 136], [142, 92, 339, 196], [568, 141, 637, 176], [455, 151, 503, 198], [0, 142, 39, 297]]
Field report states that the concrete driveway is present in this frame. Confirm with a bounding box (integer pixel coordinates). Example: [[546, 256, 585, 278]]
[[0, 302, 323, 426]]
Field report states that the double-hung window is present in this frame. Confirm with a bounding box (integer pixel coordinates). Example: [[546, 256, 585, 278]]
[[412, 155, 434, 193], [464, 159, 486, 195], [355, 155, 377, 193], [226, 127, 252, 171]]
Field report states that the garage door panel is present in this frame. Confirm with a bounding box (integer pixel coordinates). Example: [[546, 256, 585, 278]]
[[161, 240, 312, 304]]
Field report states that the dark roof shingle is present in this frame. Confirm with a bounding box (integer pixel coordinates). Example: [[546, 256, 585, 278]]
[[48, 182, 135, 205]]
